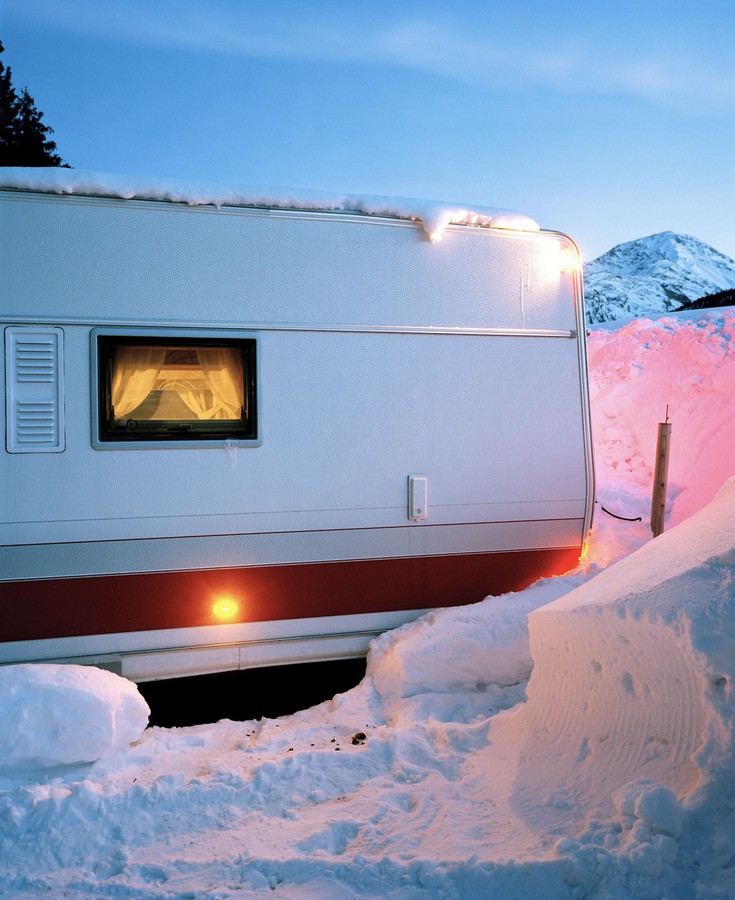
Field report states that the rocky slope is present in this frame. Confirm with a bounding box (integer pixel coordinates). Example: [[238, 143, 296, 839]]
[[583, 231, 735, 323]]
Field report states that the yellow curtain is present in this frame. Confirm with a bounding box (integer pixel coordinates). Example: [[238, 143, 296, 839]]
[[197, 348, 244, 419], [161, 381, 209, 419], [111, 347, 167, 418]]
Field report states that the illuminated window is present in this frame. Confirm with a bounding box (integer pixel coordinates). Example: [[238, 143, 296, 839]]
[[95, 334, 257, 443]]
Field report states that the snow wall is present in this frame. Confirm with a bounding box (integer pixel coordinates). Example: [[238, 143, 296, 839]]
[[482, 477, 734, 874]]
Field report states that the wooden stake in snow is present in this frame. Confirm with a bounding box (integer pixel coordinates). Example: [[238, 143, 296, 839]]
[[650, 407, 672, 537]]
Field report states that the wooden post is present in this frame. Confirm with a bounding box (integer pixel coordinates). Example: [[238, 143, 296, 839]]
[[650, 409, 672, 537]]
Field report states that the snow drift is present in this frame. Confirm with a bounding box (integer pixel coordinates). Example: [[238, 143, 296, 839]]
[[481, 478, 734, 862], [587, 309, 735, 530], [0, 665, 149, 770]]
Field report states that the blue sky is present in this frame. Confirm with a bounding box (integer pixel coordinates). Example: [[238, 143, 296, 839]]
[[2, 0, 734, 261]]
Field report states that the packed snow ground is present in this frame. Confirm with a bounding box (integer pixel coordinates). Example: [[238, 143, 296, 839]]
[[0, 309, 734, 898]]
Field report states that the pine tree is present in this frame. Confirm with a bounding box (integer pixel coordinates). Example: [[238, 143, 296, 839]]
[[0, 40, 68, 167], [0, 42, 21, 153]]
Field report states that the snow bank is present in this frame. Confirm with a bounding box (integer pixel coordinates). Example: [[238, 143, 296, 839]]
[[0, 167, 539, 243], [0, 665, 150, 770], [475, 477, 735, 887], [366, 573, 588, 711], [587, 308, 735, 533]]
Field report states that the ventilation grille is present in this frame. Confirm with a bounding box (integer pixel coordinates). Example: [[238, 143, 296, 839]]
[[14, 339, 56, 382], [5, 327, 65, 453], [14, 400, 58, 444]]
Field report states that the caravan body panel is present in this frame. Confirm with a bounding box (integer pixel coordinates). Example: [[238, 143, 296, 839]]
[[1, 187, 593, 679]]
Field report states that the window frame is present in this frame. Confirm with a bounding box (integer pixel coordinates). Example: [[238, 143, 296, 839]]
[[90, 327, 260, 450]]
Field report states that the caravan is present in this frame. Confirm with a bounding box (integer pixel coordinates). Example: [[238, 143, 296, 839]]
[[0, 171, 594, 681]]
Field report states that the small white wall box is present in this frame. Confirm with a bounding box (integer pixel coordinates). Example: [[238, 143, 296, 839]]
[[408, 475, 428, 520], [0, 174, 594, 681]]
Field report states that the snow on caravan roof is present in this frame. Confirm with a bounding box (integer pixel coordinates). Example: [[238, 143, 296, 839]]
[[0, 167, 539, 243]]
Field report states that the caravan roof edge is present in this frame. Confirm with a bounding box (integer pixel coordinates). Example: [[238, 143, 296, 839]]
[[0, 167, 540, 241]]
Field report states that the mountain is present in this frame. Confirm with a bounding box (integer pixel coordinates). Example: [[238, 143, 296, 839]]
[[583, 231, 735, 324], [678, 287, 735, 311]]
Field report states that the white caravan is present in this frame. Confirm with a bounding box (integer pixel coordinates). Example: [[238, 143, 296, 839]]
[[0, 171, 594, 682]]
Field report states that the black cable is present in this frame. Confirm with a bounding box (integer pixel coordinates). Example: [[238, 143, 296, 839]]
[[597, 501, 642, 522]]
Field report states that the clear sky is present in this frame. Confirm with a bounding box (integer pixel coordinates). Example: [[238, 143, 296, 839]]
[[2, 0, 734, 261]]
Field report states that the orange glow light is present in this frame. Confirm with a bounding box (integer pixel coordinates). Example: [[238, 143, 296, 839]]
[[558, 245, 575, 274], [538, 241, 578, 280], [212, 597, 240, 620]]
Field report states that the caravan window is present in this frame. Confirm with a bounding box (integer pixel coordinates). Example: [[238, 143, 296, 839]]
[[95, 334, 257, 444]]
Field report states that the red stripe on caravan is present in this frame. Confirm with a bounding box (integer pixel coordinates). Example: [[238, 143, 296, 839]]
[[0, 547, 580, 642]]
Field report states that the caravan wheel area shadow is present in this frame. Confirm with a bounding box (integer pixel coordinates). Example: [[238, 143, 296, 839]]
[[137, 658, 368, 728]]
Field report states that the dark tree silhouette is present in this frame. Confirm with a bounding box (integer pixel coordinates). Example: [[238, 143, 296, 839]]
[[0, 40, 68, 166]]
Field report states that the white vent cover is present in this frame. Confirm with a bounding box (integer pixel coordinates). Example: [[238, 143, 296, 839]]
[[5, 327, 65, 452]]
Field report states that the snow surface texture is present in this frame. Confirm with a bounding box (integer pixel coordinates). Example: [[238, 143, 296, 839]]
[[483, 480, 735, 885], [587, 308, 735, 533], [584, 232, 735, 324], [0, 308, 734, 898], [0, 665, 150, 770], [0, 167, 539, 243]]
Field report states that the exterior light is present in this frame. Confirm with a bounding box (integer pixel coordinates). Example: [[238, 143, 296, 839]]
[[559, 245, 575, 274], [212, 597, 239, 620], [538, 241, 578, 280]]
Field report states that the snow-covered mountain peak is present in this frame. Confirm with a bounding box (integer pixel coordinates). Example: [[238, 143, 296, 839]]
[[584, 231, 735, 324]]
